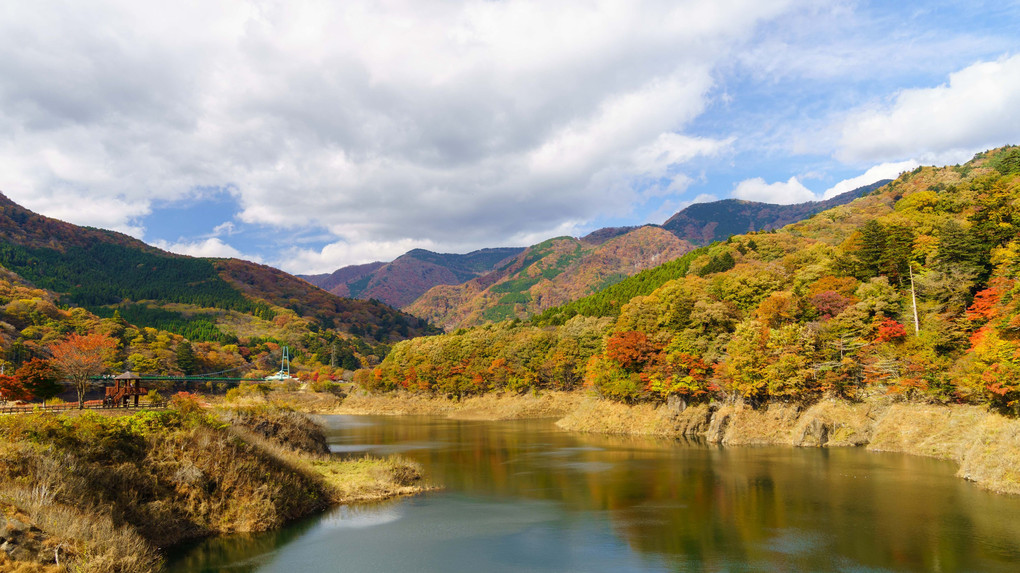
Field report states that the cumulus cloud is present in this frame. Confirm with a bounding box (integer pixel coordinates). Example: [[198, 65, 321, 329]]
[[732, 176, 815, 204], [822, 160, 918, 199], [0, 0, 795, 272], [838, 54, 1020, 164], [285, 238, 437, 275], [152, 237, 259, 261], [733, 161, 918, 206]]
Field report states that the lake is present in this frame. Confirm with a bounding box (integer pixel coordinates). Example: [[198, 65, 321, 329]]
[[165, 415, 1020, 572]]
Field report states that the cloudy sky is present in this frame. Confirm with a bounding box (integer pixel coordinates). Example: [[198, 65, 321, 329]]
[[2, 1, 1019, 274]]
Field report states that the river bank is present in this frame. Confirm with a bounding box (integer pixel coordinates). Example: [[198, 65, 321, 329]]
[[316, 389, 1020, 496], [0, 403, 429, 573]]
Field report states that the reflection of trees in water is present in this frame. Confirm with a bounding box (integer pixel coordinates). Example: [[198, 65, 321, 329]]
[[330, 417, 1020, 571]]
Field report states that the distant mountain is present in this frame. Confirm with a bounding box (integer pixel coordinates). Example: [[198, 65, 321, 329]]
[[301, 261, 386, 296], [405, 226, 693, 329], [0, 192, 433, 343], [661, 181, 890, 244], [301, 181, 890, 329], [300, 247, 524, 309]]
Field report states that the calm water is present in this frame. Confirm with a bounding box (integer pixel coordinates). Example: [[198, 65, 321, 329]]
[[166, 416, 1020, 572]]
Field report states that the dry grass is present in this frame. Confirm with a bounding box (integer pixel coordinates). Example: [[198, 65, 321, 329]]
[[555, 395, 1020, 495], [0, 405, 432, 572], [867, 404, 1020, 495], [868, 404, 987, 459], [556, 398, 669, 435], [1, 486, 159, 573], [307, 456, 434, 503], [333, 389, 585, 420], [0, 551, 64, 573]]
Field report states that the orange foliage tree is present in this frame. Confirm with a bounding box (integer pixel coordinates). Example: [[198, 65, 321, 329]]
[[606, 331, 660, 372], [49, 332, 118, 409]]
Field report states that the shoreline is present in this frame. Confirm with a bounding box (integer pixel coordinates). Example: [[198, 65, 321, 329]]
[[302, 389, 1020, 496], [0, 405, 431, 573]]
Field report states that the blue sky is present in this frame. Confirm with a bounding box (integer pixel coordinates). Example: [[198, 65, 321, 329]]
[[1, 1, 1019, 274]]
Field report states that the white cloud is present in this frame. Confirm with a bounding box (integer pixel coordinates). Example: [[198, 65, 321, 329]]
[[822, 160, 918, 199], [284, 238, 437, 275], [10, 187, 150, 238], [0, 0, 795, 271], [152, 237, 258, 261], [733, 161, 919, 206], [732, 176, 815, 204], [212, 221, 237, 236], [838, 54, 1020, 163]]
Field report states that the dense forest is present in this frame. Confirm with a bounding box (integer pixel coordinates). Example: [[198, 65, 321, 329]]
[[0, 267, 380, 400], [369, 147, 1020, 415], [405, 226, 692, 328]]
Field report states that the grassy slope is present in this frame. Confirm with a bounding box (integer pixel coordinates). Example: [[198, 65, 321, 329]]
[[0, 404, 425, 573]]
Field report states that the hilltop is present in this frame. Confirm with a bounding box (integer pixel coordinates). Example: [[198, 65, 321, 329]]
[[405, 226, 694, 329], [304, 181, 886, 330], [300, 247, 523, 309], [372, 146, 1020, 419], [660, 180, 890, 244], [0, 192, 433, 345]]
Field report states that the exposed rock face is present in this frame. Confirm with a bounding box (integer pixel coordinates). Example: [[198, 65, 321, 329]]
[[0, 513, 63, 568]]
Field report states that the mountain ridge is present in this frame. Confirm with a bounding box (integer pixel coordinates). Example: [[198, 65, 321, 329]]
[[304, 180, 889, 319], [0, 192, 433, 344]]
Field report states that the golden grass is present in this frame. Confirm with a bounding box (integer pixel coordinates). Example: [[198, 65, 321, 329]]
[[556, 398, 669, 435], [0, 552, 65, 573], [0, 484, 159, 573], [332, 389, 585, 420], [0, 404, 432, 572], [307, 456, 433, 503]]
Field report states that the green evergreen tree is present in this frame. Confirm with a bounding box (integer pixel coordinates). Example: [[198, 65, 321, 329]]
[[176, 341, 197, 375]]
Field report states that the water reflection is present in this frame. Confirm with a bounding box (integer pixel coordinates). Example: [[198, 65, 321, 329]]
[[167, 416, 1020, 572]]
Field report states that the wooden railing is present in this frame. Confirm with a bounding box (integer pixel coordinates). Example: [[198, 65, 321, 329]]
[[0, 401, 165, 415]]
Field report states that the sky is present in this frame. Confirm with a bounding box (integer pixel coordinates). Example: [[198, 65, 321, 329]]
[[1, 1, 1019, 274]]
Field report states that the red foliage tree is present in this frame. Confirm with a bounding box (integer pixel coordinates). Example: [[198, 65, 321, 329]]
[[606, 331, 660, 372], [49, 332, 117, 409], [0, 374, 31, 403], [876, 318, 907, 343], [15, 358, 63, 401], [810, 290, 852, 320], [966, 286, 1000, 324]]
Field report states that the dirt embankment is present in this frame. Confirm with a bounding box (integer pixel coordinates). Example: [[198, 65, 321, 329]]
[[299, 389, 587, 420], [558, 397, 1020, 495], [334, 389, 1020, 496]]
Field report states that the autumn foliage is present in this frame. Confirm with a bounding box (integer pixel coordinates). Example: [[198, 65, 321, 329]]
[[49, 332, 118, 408], [369, 147, 1020, 414]]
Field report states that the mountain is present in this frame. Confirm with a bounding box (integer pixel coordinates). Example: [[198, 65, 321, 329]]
[[372, 147, 1020, 413], [301, 261, 386, 296], [661, 180, 890, 244], [300, 247, 524, 309], [405, 226, 694, 329], [303, 181, 889, 321], [0, 192, 434, 344]]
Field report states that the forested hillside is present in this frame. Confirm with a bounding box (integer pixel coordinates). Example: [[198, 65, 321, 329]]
[[0, 263, 388, 392], [370, 147, 1020, 416], [661, 180, 889, 244], [405, 226, 693, 329], [0, 192, 434, 344]]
